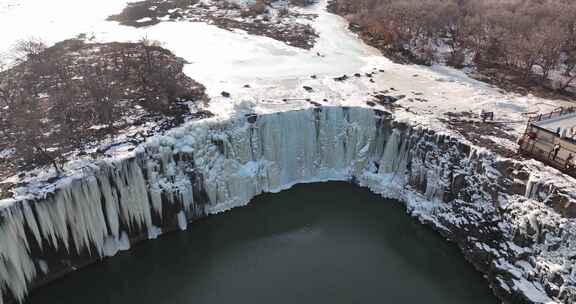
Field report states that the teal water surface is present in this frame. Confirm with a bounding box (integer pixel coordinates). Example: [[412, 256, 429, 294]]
[[26, 182, 498, 304]]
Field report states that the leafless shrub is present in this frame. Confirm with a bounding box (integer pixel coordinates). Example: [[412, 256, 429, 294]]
[[11, 37, 47, 63]]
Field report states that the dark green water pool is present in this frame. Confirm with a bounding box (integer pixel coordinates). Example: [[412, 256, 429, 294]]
[[26, 182, 498, 304]]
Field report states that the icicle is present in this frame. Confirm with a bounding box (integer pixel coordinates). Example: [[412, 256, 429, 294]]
[[66, 176, 108, 256], [37, 260, 49, 275], [34, 194, 71, 252], [103, 231, 131, 257], [21, 201, 42, 250], [0, 206, 37, 303], [177, 211, 188, 231], [379, 129, 407, 174], [97, 170, 121, 238], [148, 226, 162, 240], [115, 159, 153, 231], [525, 174, 540, 199], [424, 165, 445, 201]]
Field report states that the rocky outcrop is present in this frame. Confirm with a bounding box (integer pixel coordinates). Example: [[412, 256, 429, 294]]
[[1, 107, 575, 303]]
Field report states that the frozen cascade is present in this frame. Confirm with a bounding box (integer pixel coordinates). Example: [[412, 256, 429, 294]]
[[379, 128, 407, 175], [0, 107, 402, 303], [0, 107, 573, 304], [525, 174, 540, 199]]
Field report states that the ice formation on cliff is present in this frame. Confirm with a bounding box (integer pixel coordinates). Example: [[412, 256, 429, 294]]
[[0, 107, 574, 304], [0, 107, 388, 302]]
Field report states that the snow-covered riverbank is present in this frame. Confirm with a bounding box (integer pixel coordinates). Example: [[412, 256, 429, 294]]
[[1, 0, 571, 137]]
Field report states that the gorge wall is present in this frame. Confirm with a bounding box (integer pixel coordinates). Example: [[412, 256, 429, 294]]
[[1, 107, 575, 304]]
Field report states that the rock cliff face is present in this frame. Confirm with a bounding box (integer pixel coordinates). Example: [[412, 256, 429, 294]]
[[1, 107, 575, 304]]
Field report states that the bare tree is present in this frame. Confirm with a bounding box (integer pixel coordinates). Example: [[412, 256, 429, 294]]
[[0, 71, 18, 109], [11, 94, 63, 173], [560, 49, 576, 90], [538, 27, 565, 82], [80, 65, 123, 130], [11, 37, 47, 63], [0, 60, 19, 144]]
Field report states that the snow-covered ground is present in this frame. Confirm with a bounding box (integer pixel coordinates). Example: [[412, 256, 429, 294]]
[[1, 0, 572, 141], [534, 113, 576, 134], [0, 0, 131, 59], [96, 1, 573, 137]]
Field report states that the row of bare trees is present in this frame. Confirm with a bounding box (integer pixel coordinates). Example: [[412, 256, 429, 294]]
[[331, 0, 576, 90]]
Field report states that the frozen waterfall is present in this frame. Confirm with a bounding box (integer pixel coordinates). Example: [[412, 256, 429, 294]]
[[0, 107, 515, 303]]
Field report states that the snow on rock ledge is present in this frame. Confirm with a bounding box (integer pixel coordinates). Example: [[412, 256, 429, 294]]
[[0, 107, 575, 304]]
